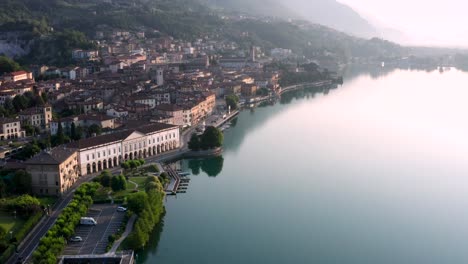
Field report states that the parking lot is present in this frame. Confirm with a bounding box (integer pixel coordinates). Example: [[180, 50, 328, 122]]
[[63, 204, 126, 255]]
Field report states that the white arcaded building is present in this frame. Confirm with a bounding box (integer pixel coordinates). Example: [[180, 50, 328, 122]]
[[67, 123, 180, 175]]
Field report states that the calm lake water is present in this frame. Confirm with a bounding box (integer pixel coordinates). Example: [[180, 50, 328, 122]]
[[138, 68, 468, 264]]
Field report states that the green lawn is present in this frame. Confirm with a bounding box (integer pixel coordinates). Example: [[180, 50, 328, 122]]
[[130, 177, 147, 191], [0, 211, 25, 235], [38, 197, 57, 207], [112, 177, 148, 200]]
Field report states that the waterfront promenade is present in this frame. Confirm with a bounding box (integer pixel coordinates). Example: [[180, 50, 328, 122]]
[[278, 80, 334, 95], [7, 108, 239, 263]]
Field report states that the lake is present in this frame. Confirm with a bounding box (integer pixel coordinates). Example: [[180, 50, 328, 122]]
[[138, 67, 468, 264]]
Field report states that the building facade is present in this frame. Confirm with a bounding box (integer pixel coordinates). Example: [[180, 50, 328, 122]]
[[19, 106, 53, 132], [26, 148, 79, 196], [68, 123, 180, 176], [0, 118, 25, 140]]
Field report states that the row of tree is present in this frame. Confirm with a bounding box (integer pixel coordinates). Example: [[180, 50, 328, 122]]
[[32, 182, 100, 264], [124, 177, 165, 249], [120, 159, 145, 170]]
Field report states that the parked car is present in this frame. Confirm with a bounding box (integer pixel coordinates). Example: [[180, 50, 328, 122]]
[[80, 217, 97, 225], [117, 206, 127, 212], [70, 236, 83, 242]]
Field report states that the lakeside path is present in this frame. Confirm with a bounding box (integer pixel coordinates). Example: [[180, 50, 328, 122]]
[[109, 215, 137, 253]]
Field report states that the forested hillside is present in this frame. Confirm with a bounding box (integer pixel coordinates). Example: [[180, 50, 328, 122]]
[[0, 0, 407, 66]]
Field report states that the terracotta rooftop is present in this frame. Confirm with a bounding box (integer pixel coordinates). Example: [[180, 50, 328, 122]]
[[67, 122, 177, 149], [26, 148, 77, 165]]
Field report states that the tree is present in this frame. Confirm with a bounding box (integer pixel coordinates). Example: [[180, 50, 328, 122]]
[[0, 56, 22, 75], [0, 226, 6, 241], [14, 142, 41, 160], [200, 126, 223, 149], [12, 170, 32, 194], [87, 124, 102, 137], [225, 95, 239, 110], [75, 126, 83, 140], [111, 175, 127, 192], [121, 161, 130, 170], [99, 170, 111, 187], [188, 133, 200, 151], [56, 122, 65, 145], [0, 178, 7, 198], [127, 192, 148, 215], [3, 98, 13, 114], [12, 95, 28, 112], [70, 122, 78, 140], [41, 92, 48, 104], [145, 181, 159, 192], [23, 124, 35, 136], [11, 194, 41, 216]]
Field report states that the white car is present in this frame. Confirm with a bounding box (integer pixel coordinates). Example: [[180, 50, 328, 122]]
[[117, 206, 127, 212], [70, 236, 83, 242]]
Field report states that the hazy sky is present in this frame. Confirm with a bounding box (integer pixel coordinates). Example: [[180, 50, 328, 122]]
[[338, 0, 468, 46]]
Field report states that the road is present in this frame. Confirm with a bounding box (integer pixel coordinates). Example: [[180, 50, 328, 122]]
[[7, 173, 98, 264]]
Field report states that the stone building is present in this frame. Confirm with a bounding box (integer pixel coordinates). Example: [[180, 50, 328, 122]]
[[25, 148, 79, 196]]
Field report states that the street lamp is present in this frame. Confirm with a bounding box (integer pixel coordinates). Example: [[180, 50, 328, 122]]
[[13, 210, 16, 219], [9, 231, 13, 240]]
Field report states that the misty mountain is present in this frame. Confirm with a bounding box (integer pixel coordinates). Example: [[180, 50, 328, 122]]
[[204, 0, 378, 38], [279, 0, 378, 38], [202, 0, 298, 18]]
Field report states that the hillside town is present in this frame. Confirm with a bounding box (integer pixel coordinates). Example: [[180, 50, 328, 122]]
[[0, 25, 340, 264], [0, 30, 290, 189]]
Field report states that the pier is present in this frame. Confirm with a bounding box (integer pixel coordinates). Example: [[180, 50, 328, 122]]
[[164, 165, 181, 195]]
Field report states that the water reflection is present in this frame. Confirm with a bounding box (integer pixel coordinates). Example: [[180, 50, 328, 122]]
[[135, 212, 166, 264], [187, 156, 224, 177]]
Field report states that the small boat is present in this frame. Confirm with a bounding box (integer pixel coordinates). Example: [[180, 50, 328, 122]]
[[178, 172, 190, 176]]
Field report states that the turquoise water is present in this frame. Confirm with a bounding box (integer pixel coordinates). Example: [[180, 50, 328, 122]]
[[139, 68, 468, 264]]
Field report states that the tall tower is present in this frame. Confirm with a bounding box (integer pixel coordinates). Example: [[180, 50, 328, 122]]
[[156, 68, 164, 86], [251, 46, 256, 62]]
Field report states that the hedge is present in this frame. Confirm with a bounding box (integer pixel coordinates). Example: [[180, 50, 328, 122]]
[[0, 245, 15, 263], [15, 211, 43, 242]]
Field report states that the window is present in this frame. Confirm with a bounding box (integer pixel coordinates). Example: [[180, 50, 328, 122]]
[[87, 155, 89, 161], [103, 151, 105, 156], [98, 153, 100, 158], [92, 154, 95, 159]]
